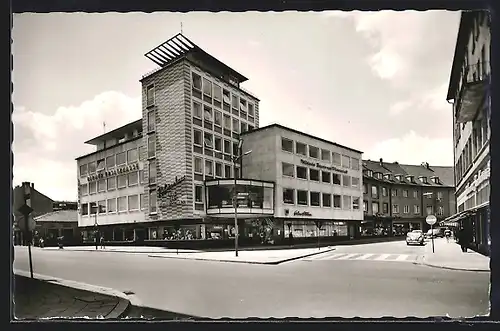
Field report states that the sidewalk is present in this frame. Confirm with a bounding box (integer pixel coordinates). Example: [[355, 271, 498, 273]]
[[41, 246, 200, 254], [148, 246, 336, 265], [13, 274, 129, 319], [420, 238, 490, 272]]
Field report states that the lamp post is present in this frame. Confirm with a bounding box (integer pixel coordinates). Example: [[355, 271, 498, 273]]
[[232, 139, 252, 257], [93, 203, 98, 251]]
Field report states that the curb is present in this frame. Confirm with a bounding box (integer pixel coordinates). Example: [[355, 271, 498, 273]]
[[413, 257, 490, 273], [39, 248, 192, 254], [13, 269, 144, 318], [148, 247, 336, 265]]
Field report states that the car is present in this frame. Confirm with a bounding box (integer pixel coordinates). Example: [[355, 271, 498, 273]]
[[406, 230, 425, 246], [425, 228, 443, 239]]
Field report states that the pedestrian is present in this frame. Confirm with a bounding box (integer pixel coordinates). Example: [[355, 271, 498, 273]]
[[100, 235, 105, 249], [444, 228, 452, 243], [457, 227, 467, 252]]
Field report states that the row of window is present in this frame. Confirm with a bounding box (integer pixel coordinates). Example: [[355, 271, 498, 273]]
[[364, 170, 440, 185], [282, 188, 360, 210], [281, 137, 360, 171], [194, 129, 240, 155], [79, 147, 143, 177], [81, 194, 147, 215], [193, 156, 237, 178], [281, 162, 360, 188], [192, 100, 255, 132], [364, 201, 444, 216], [80, 172, 147, 195], [364, 185, 444, 200]]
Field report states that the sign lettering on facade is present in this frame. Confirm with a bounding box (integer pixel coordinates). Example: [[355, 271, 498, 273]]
[[158, 176, 187, 207], [300, 159, 348, 174], [294, 210, 312, 217], [158, 175, 186, 198]]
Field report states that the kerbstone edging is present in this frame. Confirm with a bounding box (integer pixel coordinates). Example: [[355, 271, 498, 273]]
[[13, 269, 144, 318], [148, 247, 337, 265], [412, 255, 490, 272]]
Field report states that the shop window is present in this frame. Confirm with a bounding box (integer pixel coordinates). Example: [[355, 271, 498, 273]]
[[282, 162, 295, 177], [322, 193, 332, 207], [297, 190, 308, 205], [296, 166, 307, 179], [283, 188, 295, 204], [309, 146, 319, 159], [282, 137, 294, 153], [322, 171, 331, 183], [310, 192, 320, 206], [333, 195, 341, 208], [309, 169, 320, 181], [296, 142, 307, 156]]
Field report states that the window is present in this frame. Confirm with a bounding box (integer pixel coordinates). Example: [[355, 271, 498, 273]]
[[214, 110, 222, 126], [107, 199, 116, 213], [88, 162, 96, 173], [149, 160, 156, 184], [391, 189, 398, 197], [223, 140, 231, 154], [371, 185, 378, 198], [310, 192, 320, 206], [195, 185, 203, 203], [98, 200, 107, 214], [223, 89, 231, 104], [414, 205, 420, 214], [426, 206, 433, 215], [223, 114, 231, 130], [146, 85, 155, 106], [149, 190, 157, 213], [107, 177, 116, 190], [437, 206, 444, 216], [343, 196, 351, 210], [333, 195, 341, 208], [147, 134, 156, 158], [309, 169, 320, 181], [332, 152, 341, 165], [383, 202, 389, 214], [413, 190, 418, 198], [363, 184, 367, 194], [351, 158, 360, 171], [202, 133, 213, 149], [140, 194, 147, 210], [193, 101, 202, 118], [213, 84, 222, 101], [192, 72, 202, 90], [117, 174, 127, 188], [342, 175, 350, 187], [366, 170, 373, 177], [96, 159, 105, 171], [147, 110, 155, 132], [342, 155, 350, 168], [296, 166, 307, 179], [309, 146, 319, 159], [240, 99, 247, 112], [193, 130, 202, 146], [80, 164, 88, 176], [214, 136, 222, 152], [232, 118, 239, 133], [224, 164, 231, 178], [215, 163, 223, 177], [323, 193, 332, 207], [232, 94, 239, 109], [240, 122, 247, 133], [115, 152, 125, 166], [296, 142, 307, 156], [139, 170, 146, 184], [205, 160, 213, 176], [139, 146, 146, 161], [128, 172, 138, 186], [281, 138, 294, 153], [193, 157, 203, 174], [351, 177, 359, 188], [248, 103, 254, 117], [403, 190, 409, 198], [322, 171, 331, 183], [283, 188, 295, 204], [117, 197, 127, 212], [393, 204, 400, 214], [203, 78, 212, 96], [403, 205, 410, 214], [352, 197, 360, 210], [363, 201, 368, 212], [372, 202, 379, 214], [81, 184, 88, 196], [204, 105, 213, 122], [106, 156, 115, 168], [98, 179, 106, 192], [128, 195, 139, 211], [331, 173, 340, 185], [127, 149, 138, 163], [437, 192, 443, 200], [297, 190, 308, 205], [382, 187, 387, 197], [89, 202, 97, 215], [282, 162, 294, 177], [321, 149, 330, 161]]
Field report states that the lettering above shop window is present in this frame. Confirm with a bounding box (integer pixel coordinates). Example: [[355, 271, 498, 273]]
[[87, 163, 139, 182], [300, 159, 348, 174], [294, 210, 312, 217], [158, 175, 187, 199]]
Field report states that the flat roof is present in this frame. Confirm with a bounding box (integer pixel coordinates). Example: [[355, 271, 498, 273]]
[[144, 33, 248, 83], [84, 119, 142, 145], [241, 123, 363, 154], [76, 135, 142, 161]]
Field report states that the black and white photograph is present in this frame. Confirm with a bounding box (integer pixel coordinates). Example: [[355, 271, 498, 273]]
[[11, 9, 491, 320]]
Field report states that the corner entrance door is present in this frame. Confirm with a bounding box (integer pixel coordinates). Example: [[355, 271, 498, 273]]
[[134, 229, 146, 244]]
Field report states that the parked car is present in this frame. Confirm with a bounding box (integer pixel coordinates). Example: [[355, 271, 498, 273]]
[[425, 228, 443, 239], [406, 230, 425, 246]]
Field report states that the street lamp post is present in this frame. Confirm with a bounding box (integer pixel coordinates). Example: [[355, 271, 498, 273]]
[[232, 139, 252, 257]]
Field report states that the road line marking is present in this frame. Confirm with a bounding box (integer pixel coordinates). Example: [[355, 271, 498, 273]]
[[395, 254, 409, 261], [336, 253, 359, 260], [307, 253, 339, 260], [374, 254, 391, 261], [355, 253, 374, 260]]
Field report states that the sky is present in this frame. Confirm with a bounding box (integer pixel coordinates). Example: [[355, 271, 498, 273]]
[[12, 11, 461, 201]]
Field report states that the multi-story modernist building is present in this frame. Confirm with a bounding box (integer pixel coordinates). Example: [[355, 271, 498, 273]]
[[238, 124, 364, 241], [77, 33, 261, 242], [445, 10, 491, 255], [362, 159, 455, 236]]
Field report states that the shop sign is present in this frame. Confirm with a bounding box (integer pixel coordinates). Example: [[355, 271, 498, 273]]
[[294, 210, 312, 217], [87, 163, 139, 182], [158, 176, 186, 198], [300, 159, 347, 174]]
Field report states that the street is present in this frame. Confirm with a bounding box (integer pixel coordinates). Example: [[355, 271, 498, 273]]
[[13, 240, 490, 319]]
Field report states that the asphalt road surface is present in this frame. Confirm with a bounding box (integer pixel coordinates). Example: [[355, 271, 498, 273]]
[[13, 240, 489, 319]]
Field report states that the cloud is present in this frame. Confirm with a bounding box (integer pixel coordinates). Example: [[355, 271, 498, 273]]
[[389, 83, 451, 116], [364, 130, 453, 166], [389, 100, 413, 115], [13, 91, 141, 201]]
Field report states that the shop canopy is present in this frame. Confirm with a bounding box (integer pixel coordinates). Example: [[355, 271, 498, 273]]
[[439, 202, 489, 228]]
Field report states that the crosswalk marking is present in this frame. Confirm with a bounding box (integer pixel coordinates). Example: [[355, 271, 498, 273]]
[[374, 254, 391, 261], [354, 253, 374, 260], [395, 254, 409, 261], [303, 252, 418, 263], [337, 253, 359, 260]]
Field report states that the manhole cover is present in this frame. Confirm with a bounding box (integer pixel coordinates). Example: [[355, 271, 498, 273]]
[[123, 290, 135, 295]]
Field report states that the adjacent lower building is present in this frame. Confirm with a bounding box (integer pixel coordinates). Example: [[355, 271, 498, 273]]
[[445, 10, 491, 255], [362, 159, 456, 236]]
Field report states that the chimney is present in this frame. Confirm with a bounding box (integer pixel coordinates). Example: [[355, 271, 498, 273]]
[[31, 183, 34, 189], [379, 158, 383, 166], [426, 162, 430, 169]]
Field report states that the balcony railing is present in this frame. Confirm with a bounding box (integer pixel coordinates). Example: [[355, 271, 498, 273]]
[[455, 61, 490, 123]]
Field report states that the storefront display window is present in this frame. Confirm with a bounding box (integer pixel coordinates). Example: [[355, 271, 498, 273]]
[[284, 221, 348, 238]]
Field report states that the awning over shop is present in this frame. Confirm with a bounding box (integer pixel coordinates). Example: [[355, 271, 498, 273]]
[[439, 210, 470, 227]]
